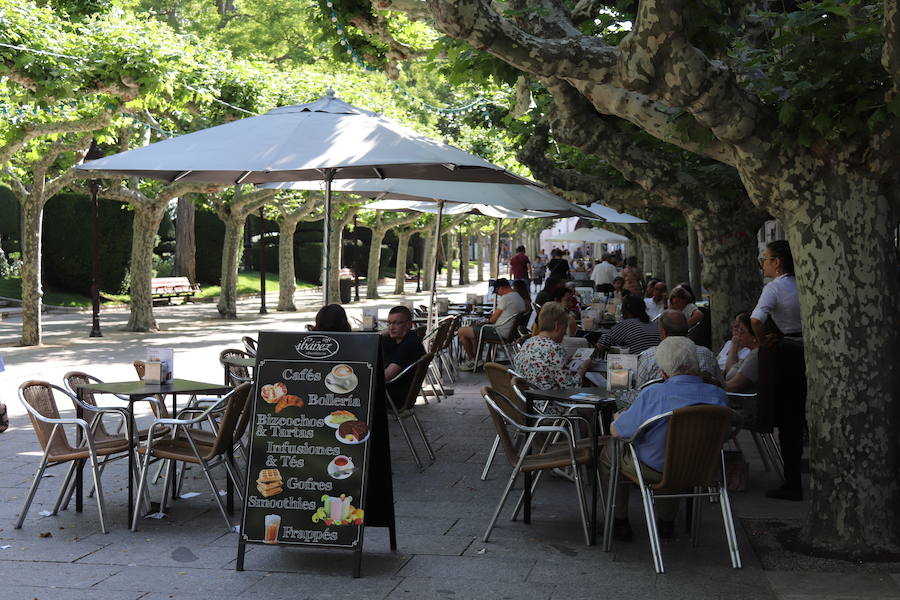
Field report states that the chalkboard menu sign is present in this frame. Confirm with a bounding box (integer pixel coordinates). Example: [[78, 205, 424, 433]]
[[237, 331, 394, 575]]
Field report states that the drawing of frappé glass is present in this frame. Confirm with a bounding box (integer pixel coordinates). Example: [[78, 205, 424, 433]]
[[264, 514, 281, 544]]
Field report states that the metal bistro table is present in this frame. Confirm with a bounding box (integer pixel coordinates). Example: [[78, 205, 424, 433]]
[[524, 386, 616, 545], [76, 379, 232, 524]]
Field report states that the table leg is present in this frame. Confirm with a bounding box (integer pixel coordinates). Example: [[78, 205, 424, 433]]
[[590, 405, 599, 546], [127, 399, 136, 524], [171, 394, 178, 501], [75, 394, 84, 513], [602, 438, 620, 551], [226, 445, 234, 514], [523, 396, 532, 525]]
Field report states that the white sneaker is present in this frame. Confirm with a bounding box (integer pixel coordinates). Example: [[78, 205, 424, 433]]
[[459, 360, 476, 372]]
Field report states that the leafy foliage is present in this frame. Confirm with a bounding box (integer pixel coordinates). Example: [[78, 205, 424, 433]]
[[735, 0, 892, 146]]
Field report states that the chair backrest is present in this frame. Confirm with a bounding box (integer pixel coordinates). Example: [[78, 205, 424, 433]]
[[133, 360, 145, 378], [481, 386, 524, 467], [220, 348, 251, 384], [507, 310, 532, 342], [655, 404, 734, 490], [484, 363, 526, 424], [203, 383, 253, 457], [396, 352, 436, 411], [242, 336, 258, 357], [18, 381, 75, 457], [427, 316, 454, 354], [441, 316, 461, 351], [63, 371, 114, 438]]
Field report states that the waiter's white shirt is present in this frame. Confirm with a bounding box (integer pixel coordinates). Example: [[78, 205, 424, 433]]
[[591, 261, 617, 286], [751, 274, 803, 334]]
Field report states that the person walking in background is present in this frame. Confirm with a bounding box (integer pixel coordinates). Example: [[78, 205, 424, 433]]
[[532, 254, 547, 293], [591, 253, 618, 290], [508, 245, 531, 282], [546, 249, 570, 280]]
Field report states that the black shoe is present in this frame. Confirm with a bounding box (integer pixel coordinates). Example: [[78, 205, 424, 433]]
[[612, 518, 633, 542], [657, 518, 675, 539], [765, 485, 803, 501]]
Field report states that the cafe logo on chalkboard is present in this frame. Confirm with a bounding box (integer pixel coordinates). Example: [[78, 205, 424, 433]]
[[295, 335, 339, 359]]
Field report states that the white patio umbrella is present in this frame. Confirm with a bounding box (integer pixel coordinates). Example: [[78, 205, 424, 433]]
[[264, 178, 597, 327], [77, 90, 533, 304], [585, 203, 648, 223], [545, 228, 630, 243], [362, 199, 556, 219]]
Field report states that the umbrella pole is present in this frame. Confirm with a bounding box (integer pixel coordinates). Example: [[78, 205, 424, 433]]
[[428, 199, 445, 333], [322, 169, 335, 305]]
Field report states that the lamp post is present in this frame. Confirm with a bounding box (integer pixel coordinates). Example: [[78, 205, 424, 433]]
[[258, 206, 267, 315], [86, 140, 104, 338]]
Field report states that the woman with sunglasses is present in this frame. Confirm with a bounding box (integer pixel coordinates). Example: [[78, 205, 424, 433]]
[[751, 240, 806, 501]]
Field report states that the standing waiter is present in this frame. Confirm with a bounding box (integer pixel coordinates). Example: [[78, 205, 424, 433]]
[[751, 240, 806, 501]]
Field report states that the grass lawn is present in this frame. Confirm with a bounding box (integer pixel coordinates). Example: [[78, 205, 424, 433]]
[[0, 272, 316, 307], [0, 277, 98, 307]]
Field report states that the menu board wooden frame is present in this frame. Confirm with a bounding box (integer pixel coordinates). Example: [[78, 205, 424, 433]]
[[236, 331, 396, 577]]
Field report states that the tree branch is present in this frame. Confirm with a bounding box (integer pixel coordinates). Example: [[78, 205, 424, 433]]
[[0, 109, 117, 166]]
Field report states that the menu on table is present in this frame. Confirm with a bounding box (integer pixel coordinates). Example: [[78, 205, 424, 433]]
[[239, 332, 379, 550]]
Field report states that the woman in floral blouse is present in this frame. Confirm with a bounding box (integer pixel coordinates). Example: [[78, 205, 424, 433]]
[[514, 302, 592, 390]]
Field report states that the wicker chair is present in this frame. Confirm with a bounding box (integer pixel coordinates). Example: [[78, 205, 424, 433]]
[[16, 381, 133, 534], [242, 336, 258, 357], [385, 352, 437, 470], [481, 386, 592, 544], [602, 404, 741, 573], [480, 363, 527, 480], [132, 383, 253, 531], [220, 348, 252, 386], [474, 310, 532, 368]]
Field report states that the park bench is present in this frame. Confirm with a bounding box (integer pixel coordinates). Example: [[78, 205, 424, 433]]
[[150, 277, 201, 305]]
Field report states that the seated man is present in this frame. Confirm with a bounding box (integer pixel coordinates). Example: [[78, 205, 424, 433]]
[[381, 305, 426, 403], [635, 310, 723, 387], [457, 278, 526, 371], [600, 336, 728, 541]]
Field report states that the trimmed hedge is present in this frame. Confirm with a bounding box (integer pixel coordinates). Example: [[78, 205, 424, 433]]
[[194, 207, 225, 285], [42, 192, 133, 296]]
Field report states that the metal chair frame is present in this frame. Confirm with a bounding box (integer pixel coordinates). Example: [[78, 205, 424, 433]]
[[474, 310, 532, 367], [602, 405, 742, 573], [132, 383, 252, 532], [16, 381, 135, 534], [727, 392, 783, 480], [481, 387, 592, 545], [385, 352, 437, 470]]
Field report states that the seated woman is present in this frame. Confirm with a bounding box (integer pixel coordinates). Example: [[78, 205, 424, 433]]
[[596, 294, 660, 355], [611, 276, 625, 300], [311, 304, 352, 332], [724, 313, 760, 393], [514, 302, 592, 390], [549, 286, 579, 336], [668, 286, 703, 328]]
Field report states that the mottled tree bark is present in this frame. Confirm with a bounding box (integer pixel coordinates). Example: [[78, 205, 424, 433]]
[[362, 211, 420, 299], [475, 234, 485, 282], [174, 197, 196, 284], [127, 203, 167, 331], [19, 201, 43, 345], [277, 217, 300, 311], [213, 188, 275, 319], [422, 234, 434, 292]]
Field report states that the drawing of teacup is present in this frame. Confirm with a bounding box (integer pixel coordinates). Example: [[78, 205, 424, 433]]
[[330, 364, 354, 386]]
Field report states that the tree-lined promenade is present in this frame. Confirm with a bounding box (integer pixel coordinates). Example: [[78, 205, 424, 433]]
[[1, 0, 897, 559]]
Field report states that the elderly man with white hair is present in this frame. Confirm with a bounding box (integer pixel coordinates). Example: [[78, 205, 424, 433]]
[[601, 336, 728, 542]]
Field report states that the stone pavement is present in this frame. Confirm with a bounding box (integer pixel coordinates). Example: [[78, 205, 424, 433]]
[[0, 277, 897, 599]]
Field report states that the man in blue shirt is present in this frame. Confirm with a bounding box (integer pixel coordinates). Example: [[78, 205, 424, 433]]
[[601, 336, 727, 541]]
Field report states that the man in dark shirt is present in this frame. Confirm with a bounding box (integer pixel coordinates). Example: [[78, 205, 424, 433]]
[[381, 305, 426, 404], [508, 245, 531, 281]]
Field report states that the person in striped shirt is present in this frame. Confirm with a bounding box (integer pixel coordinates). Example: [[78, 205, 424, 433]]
[[596, 294, 660, 355]]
